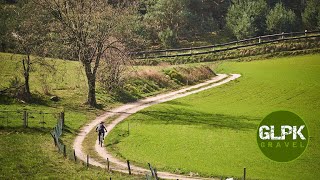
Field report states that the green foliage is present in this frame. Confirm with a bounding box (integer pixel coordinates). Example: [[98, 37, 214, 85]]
[[163, 68, 185, 85], [226, 0, 268, 39], [158, 28, 177, 48], [163, 66, 215, 85], [144, 0, 191, 47], [302, 0, 320, 30], [267, 3, 297, 33], [107, 54, 320, 179]]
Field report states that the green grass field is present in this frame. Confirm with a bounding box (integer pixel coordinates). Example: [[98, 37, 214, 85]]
[[0, 52, 143, 179], [106, 54, 320, 179], [0, 52, 214, 179]]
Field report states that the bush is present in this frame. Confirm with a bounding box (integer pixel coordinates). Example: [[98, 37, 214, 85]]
[[163, 66, 216, 85], [163, 68, 185, 85]]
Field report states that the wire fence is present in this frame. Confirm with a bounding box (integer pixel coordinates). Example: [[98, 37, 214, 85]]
[[130, 30, 320, 59], [0, 110, 61, 128], [50, 112, 66, 154]]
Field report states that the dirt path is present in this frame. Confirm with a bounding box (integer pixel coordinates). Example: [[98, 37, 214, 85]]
[[73, 74, 241, 180]]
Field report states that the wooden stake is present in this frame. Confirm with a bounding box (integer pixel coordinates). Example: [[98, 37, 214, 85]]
[[87, 155, 89, 168], [63, 145, 66, 158], [127, 160, 131, 175], [107, 158, 110, 171], [73, 150, 77, 162]]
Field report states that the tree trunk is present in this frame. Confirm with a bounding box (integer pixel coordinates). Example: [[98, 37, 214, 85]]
[[24, 71, 31, 97], [22, 55, 32, 101], [84, 63, 97, 107]]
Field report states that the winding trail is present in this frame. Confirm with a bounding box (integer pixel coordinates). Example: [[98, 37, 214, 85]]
[[73, 74, 241, 180]]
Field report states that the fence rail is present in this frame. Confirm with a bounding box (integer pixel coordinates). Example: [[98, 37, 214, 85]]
[[130, 30, 320, 59]]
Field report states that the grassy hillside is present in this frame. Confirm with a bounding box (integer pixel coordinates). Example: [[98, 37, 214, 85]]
[[0, 128, 143, 180], [106, 54, 320, 179], [0, 53, 144, 179], [0, 52, 216, 179]]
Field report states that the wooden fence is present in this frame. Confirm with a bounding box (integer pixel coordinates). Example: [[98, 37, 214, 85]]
[[130, 30, 320, 59]]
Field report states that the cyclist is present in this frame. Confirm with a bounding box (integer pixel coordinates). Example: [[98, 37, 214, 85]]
[[96, 121, 107, 141]]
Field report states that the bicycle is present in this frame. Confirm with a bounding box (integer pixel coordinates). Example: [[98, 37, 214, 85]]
[[98, 131, 104, 147], [96, 121, 107, 147]]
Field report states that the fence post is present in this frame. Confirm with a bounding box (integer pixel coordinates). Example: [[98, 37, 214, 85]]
[[128, 122, 130, 135], [148, 163, 155, 177], [87, 155, 89, 168], [107, 158, 110, 171], [51, 132, 57, 146], [243, 167, 246, 180], [282, 32, 284, 39], [60, 112, 65, 129], [63, 145, 67, 158], [73, 150, 77, 162], [154, 168, 158, 180], [127, 160, 131, 175], [258, 36, 261, 43], [305, 29, 308, 37], [23, 110, 27, 128]]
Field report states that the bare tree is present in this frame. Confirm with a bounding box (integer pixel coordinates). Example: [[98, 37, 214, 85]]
[[97, 46, 129, 93], [37, 0, 128, 107]]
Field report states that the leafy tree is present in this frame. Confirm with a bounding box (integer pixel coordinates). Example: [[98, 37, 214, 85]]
[[189, 0, 231, 31], [266, 3, 297, 33], [144, 0, 191, 47], [302, 0, 320, 30], [268, 0, 304, 16], [226, 0, 268, 40]]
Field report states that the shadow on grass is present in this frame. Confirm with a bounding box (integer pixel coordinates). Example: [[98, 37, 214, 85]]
[[162, 100, 192, 107], [135, 108, 260, 131], [0, 126, 53, 134]]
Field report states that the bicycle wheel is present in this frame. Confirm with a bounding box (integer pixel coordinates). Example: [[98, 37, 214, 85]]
[[98, 134, 101, 146], [100, 134, 103, 147]]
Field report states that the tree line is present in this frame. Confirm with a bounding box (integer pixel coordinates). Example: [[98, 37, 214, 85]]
[[0, 0, 319, 107]]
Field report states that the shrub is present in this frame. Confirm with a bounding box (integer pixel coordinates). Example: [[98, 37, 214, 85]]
[[164, 66, 216, 85], [163, 68, 185, 85]]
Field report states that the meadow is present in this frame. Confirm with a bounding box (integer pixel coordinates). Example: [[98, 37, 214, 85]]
[[0, 52, 213, 179], [0, 52, 140, 179], [106, 54, 320, 179]]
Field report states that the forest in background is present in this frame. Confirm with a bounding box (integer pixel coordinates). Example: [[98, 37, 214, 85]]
[[1, 0, 320, 107]]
